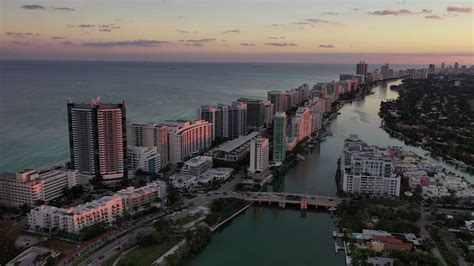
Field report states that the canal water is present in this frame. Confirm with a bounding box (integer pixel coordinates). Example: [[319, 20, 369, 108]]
[[190, 80, 474, 266]]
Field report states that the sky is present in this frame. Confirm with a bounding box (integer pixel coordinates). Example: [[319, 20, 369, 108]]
[[0, 0, 473, 64]]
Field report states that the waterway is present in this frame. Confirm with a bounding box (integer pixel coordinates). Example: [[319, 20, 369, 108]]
[[190, 80, 474, 266]]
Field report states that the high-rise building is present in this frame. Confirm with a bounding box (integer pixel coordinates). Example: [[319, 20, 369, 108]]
[[268, 91, 289, 113], [229, 101, 248, 139], [356, 61, 368, 83], [249, 137, 270, 174], [197, 105, 218, 140], [454, 62, 459, 69], [291, 107, 313, 142], [263, 101, 274, 127], [441, 62, 445, 69], [340, 135, 400, 197], [273, 112, 287, 163], [381, 64, 390, 79], [428, 64, 435, 74], [164, 120, 212, 164], [67, 98, 127, 183], [198, 102, 246, 140], [237, 98, 265, 128], [127, 122, 169, 167]]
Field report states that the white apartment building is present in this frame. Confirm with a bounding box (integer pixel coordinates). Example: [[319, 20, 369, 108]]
[[28, 195, 124, 233], [340, 135, 400, 197], [127, 146, 161, 175], [38, 169, 78, 202], [165, 120, 213, 164], [116, 180, 167, 211], [181, 156, 213, 177], [249, 137, 270, 174], [0, 169, 78, 207]]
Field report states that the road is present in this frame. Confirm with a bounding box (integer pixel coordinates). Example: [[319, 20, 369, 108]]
[[418, 206, 447, 266], [72, 174, 244, 265]]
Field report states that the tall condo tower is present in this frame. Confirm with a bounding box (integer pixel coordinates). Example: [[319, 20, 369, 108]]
[[67, 97, 127, 183], [273, 112, 287, 163]]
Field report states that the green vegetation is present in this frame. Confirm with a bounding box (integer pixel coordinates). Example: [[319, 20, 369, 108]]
[[204, 197, 248, 227], [116, 241, 179, 266], [163, 226, 212, 266], [430, 226, 459, 266], [380, 76, 474, 168], [0, 220, 21, 265], [338, 198, 420, 234]]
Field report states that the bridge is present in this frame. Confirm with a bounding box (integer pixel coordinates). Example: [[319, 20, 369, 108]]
[[237, 192, 342, 210]]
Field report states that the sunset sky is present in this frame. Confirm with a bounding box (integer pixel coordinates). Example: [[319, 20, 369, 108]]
[[1, 0, 473, 63]]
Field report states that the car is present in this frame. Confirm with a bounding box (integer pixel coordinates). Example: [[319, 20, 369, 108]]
[[98, 255, 105, 260], [206, 194, 210, 197], [223, 192, 228, 195]]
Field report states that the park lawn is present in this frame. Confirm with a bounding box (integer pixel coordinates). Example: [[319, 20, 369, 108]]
[[117, 240, 179, 265], [102, 252, 122, 266]]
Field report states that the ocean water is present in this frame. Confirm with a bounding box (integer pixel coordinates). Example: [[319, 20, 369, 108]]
[[0, 60, 420, 172]]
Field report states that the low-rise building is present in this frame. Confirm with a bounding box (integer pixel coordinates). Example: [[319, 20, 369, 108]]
[[127, 146, 161, 175], [205, 132, 260, 162], [181, 156, 213, 176], [116, 180, 167, 211], [28, 195, 124, 233], [0, 169, 78, 207]]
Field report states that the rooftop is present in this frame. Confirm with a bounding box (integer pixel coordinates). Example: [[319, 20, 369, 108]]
[[215, 132, 260, 153]]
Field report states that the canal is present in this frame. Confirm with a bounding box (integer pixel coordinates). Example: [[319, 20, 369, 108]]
[[189, 80, 473, 266]]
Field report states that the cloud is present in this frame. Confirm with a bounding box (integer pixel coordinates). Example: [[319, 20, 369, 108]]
[[319, 44, 335, 48], [62, 41, 74, 46], [425, 15, 443, 20], [11, 41, 31, 46], [267, 36, 285, 40], [265, 42, 298, 47], [370, 9, 400, 16], [78, 24, 95, 28], [51, 36, 67, 40], [67, 24, 75, 28], [52, 7, 75, 11], [447, 6, 472, 13], [21, 4, 45, 10], [99, 29, 112, 32], [272, 24, 284, 27], [5, 32, 38, 38], [82, 40, 170, 47], [177, 30, 196, 34], [186, 43, 203, 47], [352, 8, 361, 11], [185, 38, 216, 43], [370, 9, 432, 16], [240, 43, 255, 46], [222, 29, 240, 34], [322, 12, 340, 15], [294, 18, 342, 26]]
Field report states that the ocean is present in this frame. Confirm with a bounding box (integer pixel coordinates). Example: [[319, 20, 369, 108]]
[[0, 60, 420, 172]]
